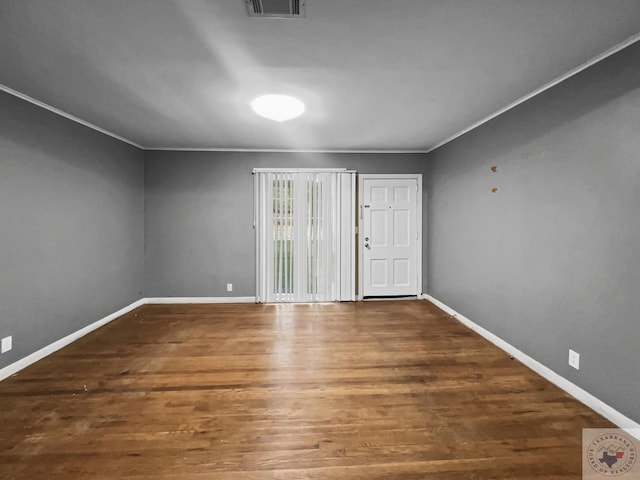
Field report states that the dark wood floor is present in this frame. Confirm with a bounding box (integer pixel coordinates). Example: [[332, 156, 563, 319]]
[[0, 301, 611, 479]]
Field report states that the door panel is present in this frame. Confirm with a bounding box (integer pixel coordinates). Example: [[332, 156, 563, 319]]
[[394, 185, 410, 203], [393, 258, 410, 287], [362, 177, 418, 297], [393, 209, 410, 246], [370, 259, 388, 287], [371, 186, 388, 203], [370, 209, 387, 247]]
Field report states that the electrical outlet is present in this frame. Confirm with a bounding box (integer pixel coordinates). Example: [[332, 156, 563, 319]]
[[568, 349, 580, 370], [1, 336, 12, 353], [227, 283, 233, 292]]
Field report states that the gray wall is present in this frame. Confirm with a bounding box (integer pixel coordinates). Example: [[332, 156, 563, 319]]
[[144, 151, 427, 297], [0, 91, 144, 370], [426, 42, 640, 423]]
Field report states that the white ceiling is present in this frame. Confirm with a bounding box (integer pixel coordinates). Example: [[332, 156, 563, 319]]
[[1, 0, 640, 151]]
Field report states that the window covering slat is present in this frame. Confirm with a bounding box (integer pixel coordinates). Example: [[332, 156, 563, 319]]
[[254, 170, 355, 303]]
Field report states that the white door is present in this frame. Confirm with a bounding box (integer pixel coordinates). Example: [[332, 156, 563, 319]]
[[361, 175, 421, 297]]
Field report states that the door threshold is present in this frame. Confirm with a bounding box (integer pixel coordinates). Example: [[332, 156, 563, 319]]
[[362, 295, 418, 301]]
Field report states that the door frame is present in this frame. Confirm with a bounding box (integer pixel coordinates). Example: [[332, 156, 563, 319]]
[[357, 174, 422, 300]]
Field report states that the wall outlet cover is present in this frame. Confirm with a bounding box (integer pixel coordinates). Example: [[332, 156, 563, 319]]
[[1, 336, 12, 353], [568, 349, 580, 370], [227, 283, 233, 292]]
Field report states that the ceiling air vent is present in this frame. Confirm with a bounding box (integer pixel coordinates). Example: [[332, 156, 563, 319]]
[[246, 0, 305, 18]]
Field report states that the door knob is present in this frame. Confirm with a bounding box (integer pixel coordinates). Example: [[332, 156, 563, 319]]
[[364, 242, 370, 249]]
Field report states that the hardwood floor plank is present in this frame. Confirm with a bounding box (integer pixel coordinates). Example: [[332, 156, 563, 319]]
[[0, 301, 612, 479]]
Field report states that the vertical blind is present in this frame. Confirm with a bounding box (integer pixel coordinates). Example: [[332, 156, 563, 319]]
[[254, 169, 355, 303]]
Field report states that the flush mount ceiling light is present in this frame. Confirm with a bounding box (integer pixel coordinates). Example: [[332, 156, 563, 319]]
[[251, 94, 305, 122]]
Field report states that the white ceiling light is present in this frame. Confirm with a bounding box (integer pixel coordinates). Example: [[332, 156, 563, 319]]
[[251, 94, 305, 122]]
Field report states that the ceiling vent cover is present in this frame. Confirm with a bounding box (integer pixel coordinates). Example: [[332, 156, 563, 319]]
[[246, 0, 305, 18]]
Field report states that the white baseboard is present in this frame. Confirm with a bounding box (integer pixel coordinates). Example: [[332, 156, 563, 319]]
[[144, 296, 256, 304], [423, 294, 640, 439], [0, 296, 257, 382], [7, 292, 637, 439], [0, 298, 146, 382]]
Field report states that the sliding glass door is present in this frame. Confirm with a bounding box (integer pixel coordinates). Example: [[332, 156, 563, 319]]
[[254, 169, 355, 303]]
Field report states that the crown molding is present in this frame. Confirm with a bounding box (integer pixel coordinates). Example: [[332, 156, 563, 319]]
[[426, 32, 640, 154], [4, 31, 640, 155], [146, 148, 430, 153], [0, 84, 144, 149]]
